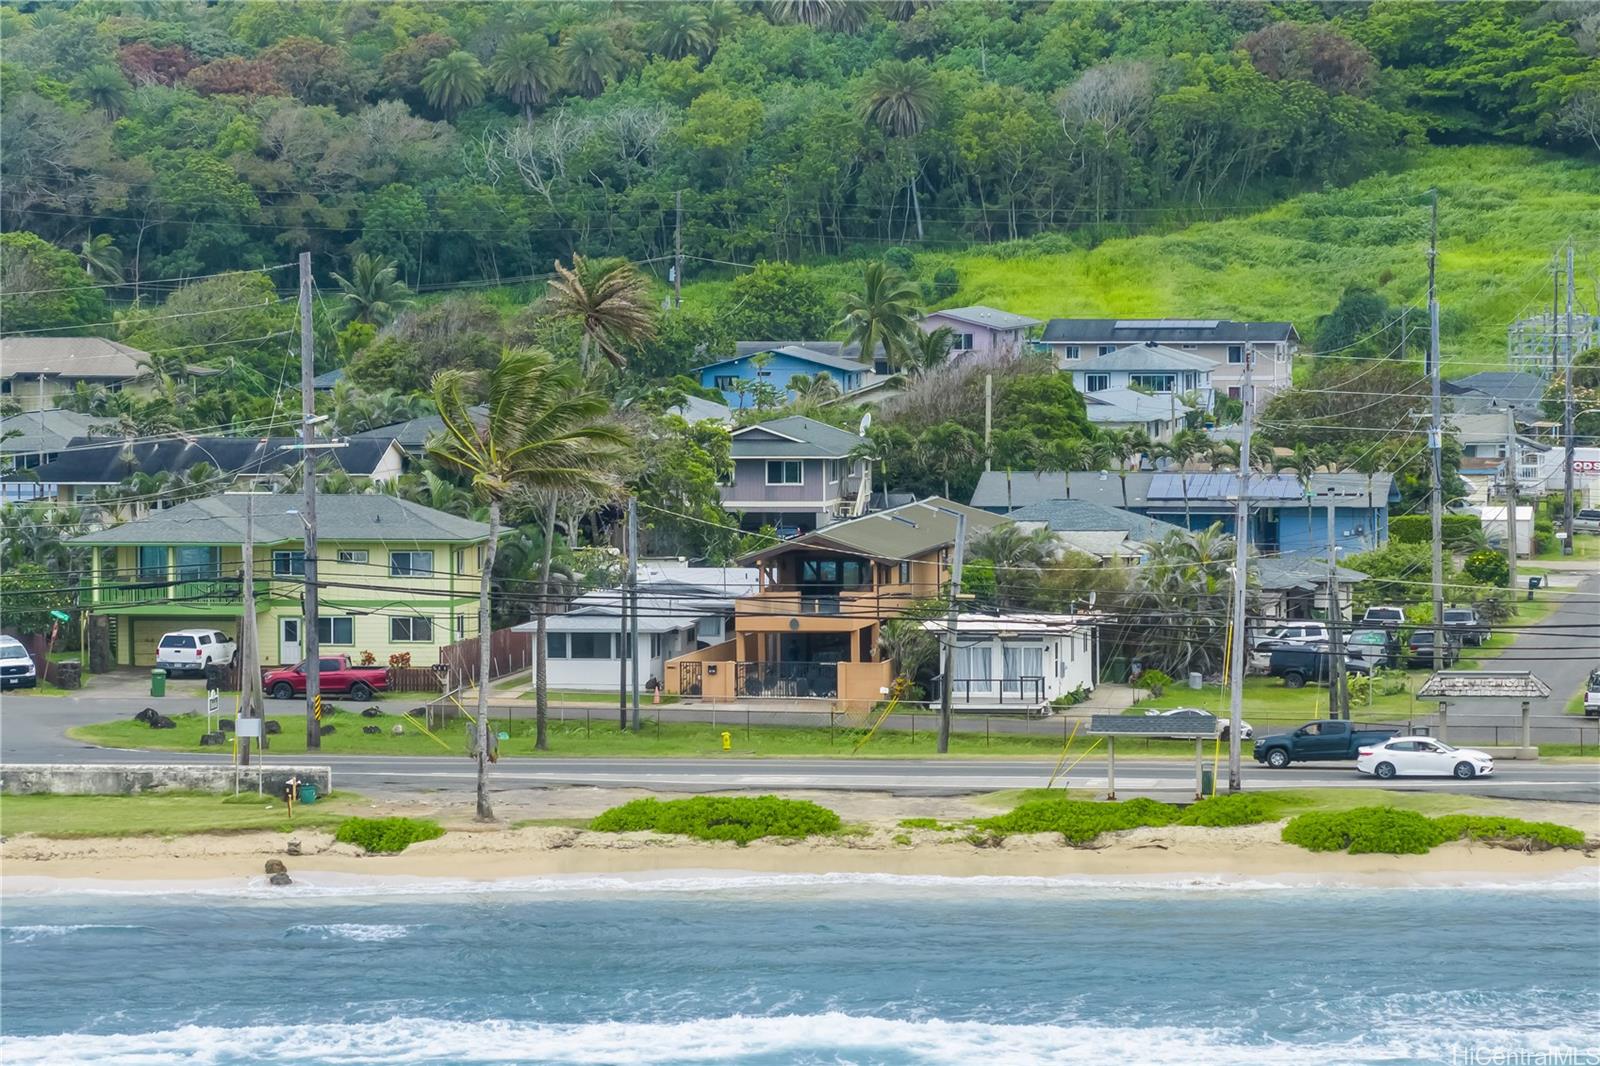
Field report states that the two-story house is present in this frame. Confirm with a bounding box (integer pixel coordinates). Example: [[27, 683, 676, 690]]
[[71, 493, 492, 668], [1065, 344, 1215, 410], [0, 337, 157, 412], [697, 346, 868, 408], [1040, 319, 1298, 401], [0, 410, 105, 501], [720, 416, 869, 534], [666, 497, 1007, 708], [919, 306, 1040, 362]]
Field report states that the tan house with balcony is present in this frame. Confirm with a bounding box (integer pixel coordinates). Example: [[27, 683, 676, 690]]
[[666, 497, 1007, 708]]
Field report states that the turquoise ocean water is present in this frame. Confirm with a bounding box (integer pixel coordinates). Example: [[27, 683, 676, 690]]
[[2, 873, 1597, 1065]]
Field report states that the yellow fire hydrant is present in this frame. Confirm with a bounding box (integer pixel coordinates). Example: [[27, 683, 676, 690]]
[[721, 731, 731, 751]]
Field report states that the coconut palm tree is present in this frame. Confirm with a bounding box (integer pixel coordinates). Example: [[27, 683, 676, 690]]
[[421, 50, 487, 116], [561, 25, 623, 98], [489, 33, 562, 117], [331, 254, 412, 326], [430, 349, 630, 810], [787, 371, 842, 407], [73, 63, 131, 116], [1275, 442, 1319, 552], [906, 326, 955, 375], [970, 524, 1059, 608], [78, 234, 123, 283], [1134, 524, 1240, 677], [545, 255, 657, 374], [859, 59, 940, 239], [836, 262, 920, 370], [649, 5, 713, 60], [1152, 428, 1205, 529]]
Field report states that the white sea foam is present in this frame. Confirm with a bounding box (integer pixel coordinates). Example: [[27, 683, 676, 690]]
[[284, 923, 413, 942], [2, 923, 144, 943], [3, 1014, 1595, 1066]]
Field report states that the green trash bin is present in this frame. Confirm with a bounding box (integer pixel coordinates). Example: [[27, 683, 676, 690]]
[[297, 783, 318, 805], [1201, 767, 1215, 797], [150, 669, 166, 698]]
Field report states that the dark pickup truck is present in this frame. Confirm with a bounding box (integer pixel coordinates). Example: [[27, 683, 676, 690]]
[[1267, 645, 1372, 689], [1253, 720, 1398, 768]]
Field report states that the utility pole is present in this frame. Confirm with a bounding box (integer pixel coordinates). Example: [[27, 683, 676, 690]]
[[1427, 191, 1445, 675], [298, 250, 321, 750], [936, 510, 967, 755], [1505, 407, 1519, 594], [628, 497, 641, 732], [1552, 251, 1562, 377], [617, 565, 628, 732], [237, 491, 262, 764], [984, 373, 993, 472], [1563, 240, 1576, 556], [1325, 496, 1347, 721], [1227, 347, 1254, 791], [673, 190, 684, 310]]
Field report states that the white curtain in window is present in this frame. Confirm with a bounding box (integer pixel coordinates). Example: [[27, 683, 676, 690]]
[[1002, 644, 1044, 697], [953, 644, 992, 692]]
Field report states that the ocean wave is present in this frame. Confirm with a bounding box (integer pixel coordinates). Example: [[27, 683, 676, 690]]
[[2, 924, 147, 944], [3, 1014, 1595, 1066], [284, 923, 414, 943]]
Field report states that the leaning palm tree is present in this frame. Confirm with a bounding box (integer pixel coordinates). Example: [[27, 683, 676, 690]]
[[561, 25, 623, 97], [331, 254, 412, 326], [859, 59, 940, 239], [489, 33, 562, 118], [545, 255, 657, 374], [430, 349, 630, 818], [836, 261, 921, 370], [79, 233, 123, 283], [421, 50, 487, 116]]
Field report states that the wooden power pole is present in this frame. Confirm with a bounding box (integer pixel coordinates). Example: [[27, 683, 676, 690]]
[[298, 250, 321, 750], [1427, 191, 1445, 675], [1227, 347, 1254, 791]]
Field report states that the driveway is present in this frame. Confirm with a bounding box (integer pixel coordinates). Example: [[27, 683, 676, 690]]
[[1501, 572, 1599, 713]]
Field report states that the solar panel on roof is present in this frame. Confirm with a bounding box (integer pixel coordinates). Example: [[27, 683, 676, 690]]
[[1113, 319, 1220, 329]]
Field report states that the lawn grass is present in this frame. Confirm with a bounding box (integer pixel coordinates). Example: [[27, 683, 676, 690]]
[[0, 790, 358, 838], [1531, 536, 1600, 563], [1126, 676, 1426, 725]]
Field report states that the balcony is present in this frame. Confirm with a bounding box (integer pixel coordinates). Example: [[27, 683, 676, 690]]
[[87, 577, 268, 611]]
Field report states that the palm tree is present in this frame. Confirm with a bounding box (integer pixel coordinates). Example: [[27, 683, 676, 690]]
[[1135, 524, 1239, 676], [915, 422, 979, 498], [561, 25, 623, 98], [970, 524, 1059, 608], [545, 255, 657, 374], [421, 50, 487, 116], [79, 234, 123, 283], [787, 371, 841, 407], [907, 326, 955, 375], [649, 6, 713, 61], [836, 262, 920, 370], [490, 33, 561, 118], [859, 59, 940, 239], [73, 63, 131, 116], [429, 349, 630, 818], [768, 0, 866, 31], [331, 254, 412, 326]]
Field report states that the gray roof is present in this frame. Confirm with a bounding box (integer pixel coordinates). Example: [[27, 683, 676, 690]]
[[0, 337, 152, 380], [514, 592, 705, 634], [700, 345, 866, 375], [1041, 319, 1299, 345], [0, 409, 106, 454], [1069, 344, 1216, 373], [1255, 555, 1368, 592], [1083, 387, 1193, 424], [925, 306, 1040, 331], [351, 406, 487, 451], [1007, 498, 1179, 544], [733, 339, 884, 360], [730, 416, 863, 459], [1444, 371, 1545, 412], [669, 395, 733, 423], [744, 497, 1005, 564], [71, 493, 490, 547], [9, 436, 400, 486], [1088, 712, 1217, 738], [311, 368, 346, 390], [970, 470, 1394, 511], [1416, 670, 1552, 700]]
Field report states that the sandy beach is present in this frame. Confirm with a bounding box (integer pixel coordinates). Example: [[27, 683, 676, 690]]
[[6, 818, 1598, 893]]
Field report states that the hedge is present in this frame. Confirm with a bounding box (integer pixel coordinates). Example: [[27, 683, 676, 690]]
[[589, 795, 841, 845], [1390, 513, 1481, 548], [334, 816, 445, 853], [976, 797, 1180, 844], [1281, 808, 1587, 855]]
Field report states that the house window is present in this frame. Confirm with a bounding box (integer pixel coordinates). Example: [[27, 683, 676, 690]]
[[546, 633, 568, 658], [1098, 345, 1114, 355], [336, 549, 368, 564], [953, 644, 993, 691], [1129, 374, 1176, 392], [1084, 374, 1110, 393], [390, 550, 433, 577], [650, 633, 661, 658], [1228, 387, 1241, 400], [273, 550, 306, 576], [1064, 345, 1080, 360], [766, 460, 803, 485], [714, 375, 739, 391], [136, 546, 166, 579], [175, 546, 220, 580], [455, 615, 467, 639], [1228, 345, 1243, 364], [898, 561, 912, 584], [390, 616, 434, 642], [316, 617, 354, 645], [954, 333, 975, 350], [570, 632, 612, 659]]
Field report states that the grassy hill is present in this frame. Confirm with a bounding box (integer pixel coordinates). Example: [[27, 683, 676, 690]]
[[679, 145, 1599, 375]]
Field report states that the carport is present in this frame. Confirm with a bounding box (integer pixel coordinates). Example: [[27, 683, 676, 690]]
[[1089, 713, 1219, 800], [1417, 670, 1551, 758]]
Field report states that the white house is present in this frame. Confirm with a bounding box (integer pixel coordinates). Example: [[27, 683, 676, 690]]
[[921, 612, 1097, 712], [1082, 387, 1193, 441], [1039, 318, 1298, 402], [1065, 344, 1215, 410]]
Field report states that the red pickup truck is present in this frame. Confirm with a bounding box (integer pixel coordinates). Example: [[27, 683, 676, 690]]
[[264, 656, 389, 701]]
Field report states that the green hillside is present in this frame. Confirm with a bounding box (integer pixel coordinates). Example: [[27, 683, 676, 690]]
[[681, 145, 1599, 374]]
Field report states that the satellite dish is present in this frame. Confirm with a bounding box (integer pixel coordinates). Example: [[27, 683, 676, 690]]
[[858, 412, 872, 437]]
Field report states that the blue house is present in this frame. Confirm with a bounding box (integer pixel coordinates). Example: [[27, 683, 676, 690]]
[[696, 345, 868, 408]]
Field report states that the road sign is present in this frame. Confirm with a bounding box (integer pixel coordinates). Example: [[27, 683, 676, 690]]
[[48, 610, 70, 623]]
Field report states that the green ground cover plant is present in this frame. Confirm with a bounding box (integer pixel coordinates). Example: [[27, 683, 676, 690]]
[[333, 817, 445, 854], [589, 796, 842, 845], [1281, 807, 1588, 855], [976, 797, 1180, 844]]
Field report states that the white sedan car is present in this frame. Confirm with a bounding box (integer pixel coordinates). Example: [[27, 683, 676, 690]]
[[1356, 736, 1495, 780], [1143, 707, 1253, 741]]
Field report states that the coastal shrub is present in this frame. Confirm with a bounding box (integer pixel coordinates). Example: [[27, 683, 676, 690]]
[[1282, 808, 1447, 855], [978, 797, 1180, 844], [898, 818, 965, 831], [334, 816, 444, 854], [589, 795, 841, 845], [1432, 815, 1585, 851], [1177, 793, 1293, 827]]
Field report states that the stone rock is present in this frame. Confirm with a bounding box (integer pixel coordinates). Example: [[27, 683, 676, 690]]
[[268, 872, 293, 886], [133, 708, 160, 725], [391, 724, 405, 736], [360, 707, 382, 718], [264, 720, 282, 735], [218, 719, 235, 732], [319, 724, 336, 736], [362, 725, 381, 735], [198, 731, 226, 746], [151, 715, 176, 729], [264, 859, 287, 875], [286, 839, 302, 857]]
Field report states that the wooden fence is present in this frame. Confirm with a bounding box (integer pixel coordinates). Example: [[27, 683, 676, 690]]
[[437, 626, 532, 687]]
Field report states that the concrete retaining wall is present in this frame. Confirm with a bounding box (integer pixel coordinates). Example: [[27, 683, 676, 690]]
[[0, 764, 334, 796]]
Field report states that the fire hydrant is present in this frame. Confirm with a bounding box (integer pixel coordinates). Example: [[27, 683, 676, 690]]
[[721, 731, 731, 751]]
